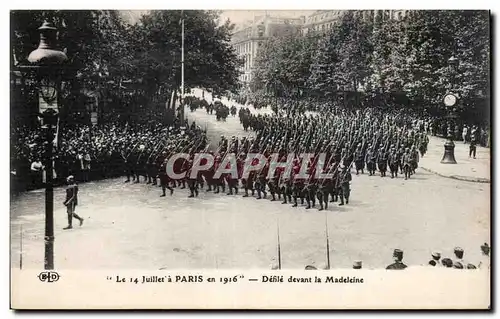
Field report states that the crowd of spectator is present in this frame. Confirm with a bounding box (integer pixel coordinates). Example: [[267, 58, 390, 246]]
[[10, 117, 204, 194]]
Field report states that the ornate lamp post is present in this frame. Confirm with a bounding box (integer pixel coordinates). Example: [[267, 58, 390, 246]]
[[441, 56, 459, 164], [22, 21, 68, 269]]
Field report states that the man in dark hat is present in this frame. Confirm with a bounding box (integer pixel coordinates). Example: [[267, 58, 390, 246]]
[[63, 175, 84, 230], [478, 243, 490, 269], [386, 249, 407, 270], [453, 247, 467, 268]]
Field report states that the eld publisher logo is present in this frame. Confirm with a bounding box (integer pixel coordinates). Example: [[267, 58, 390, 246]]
[[38, 271, 60, 283]]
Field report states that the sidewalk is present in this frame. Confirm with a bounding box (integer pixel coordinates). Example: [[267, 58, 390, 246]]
[[419, 136, 490, 183]]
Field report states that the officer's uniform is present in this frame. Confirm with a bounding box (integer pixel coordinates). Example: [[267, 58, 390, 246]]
[[63, 176, 84, 230]]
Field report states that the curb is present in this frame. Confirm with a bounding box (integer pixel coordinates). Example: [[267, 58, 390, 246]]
[[420, 167, 490, 183]]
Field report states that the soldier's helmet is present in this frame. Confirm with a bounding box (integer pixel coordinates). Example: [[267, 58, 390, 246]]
[[353, 261, 362, 269], [304, 265, 317, 270], [66, 175, 75, 182]]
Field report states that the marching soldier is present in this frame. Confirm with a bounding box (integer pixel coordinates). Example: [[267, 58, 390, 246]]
[[354, 144, 365, 175], [159, 158, 174, 197], [280, 173, 293, 205], [365, 147, 376, 176], [225, 156, 239, 195], [410, 145, 419, 175], [316, 176, 331, 211], [186, 157, 199, 198], [136, 145, 148, 183], [213, 155, 225, 194], [401, 148, 412, 180], [305, 167, 318, 209], [255, 162, 268, 199], [377, 147, 388, 177], [388, 147, 399, 179], [338, 164, 352, 206], [291, 163, 304, 207]]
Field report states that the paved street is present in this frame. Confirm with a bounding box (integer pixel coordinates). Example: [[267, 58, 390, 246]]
[[10, 96, 490, 270], [419, 136, 490, 183]]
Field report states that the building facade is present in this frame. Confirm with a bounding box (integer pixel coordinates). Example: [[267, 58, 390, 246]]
[[301, 10, 408, 36], [230, 10, 409, 84], [231, 14, 304, 84]]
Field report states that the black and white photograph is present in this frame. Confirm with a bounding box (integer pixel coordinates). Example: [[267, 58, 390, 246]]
[[9, 7, 491, 309]]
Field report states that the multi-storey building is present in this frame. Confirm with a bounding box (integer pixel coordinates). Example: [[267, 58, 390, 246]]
[[301, 10, 346, 36], [301, 10, 408, 36], [231, 14, 304, 84]]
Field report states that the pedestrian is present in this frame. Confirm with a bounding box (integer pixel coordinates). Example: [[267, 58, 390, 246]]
[[63, 175, 84, 230], [462, 125, 468, 143], [469, 136, 477, 159], [82, 150, 91, 182]]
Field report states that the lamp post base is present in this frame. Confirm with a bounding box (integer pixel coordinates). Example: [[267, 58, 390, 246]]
[[44, 235, 55, 270], [441, 139, 457, 164]]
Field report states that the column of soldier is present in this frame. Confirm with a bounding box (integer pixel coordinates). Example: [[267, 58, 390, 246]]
[[141, 105, 428, 212]]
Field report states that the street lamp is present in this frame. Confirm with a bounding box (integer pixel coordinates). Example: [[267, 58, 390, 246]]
[[22, 21, 68, 269], [441, 56, 459, 164]]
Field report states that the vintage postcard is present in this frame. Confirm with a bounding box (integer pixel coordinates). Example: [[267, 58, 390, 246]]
[[9, 8, 491, 309]]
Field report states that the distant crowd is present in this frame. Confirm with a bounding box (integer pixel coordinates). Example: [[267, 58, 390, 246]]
[[10, 119, 206, 193]]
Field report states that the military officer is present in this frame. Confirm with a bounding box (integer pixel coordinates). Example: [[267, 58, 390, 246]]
[[63, 175, 84, 230]]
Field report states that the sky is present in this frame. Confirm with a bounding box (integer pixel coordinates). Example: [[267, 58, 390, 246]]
[[218, 10, 315, 25], [119, 10, 316, 26]]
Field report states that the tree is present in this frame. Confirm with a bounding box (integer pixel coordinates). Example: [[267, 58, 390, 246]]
[[251, 33, 318, 109], [11, 10, 243, 124]]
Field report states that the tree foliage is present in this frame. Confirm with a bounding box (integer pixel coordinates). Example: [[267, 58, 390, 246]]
[[250, 10, 490, 123], [11, 10, 242, 122]]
